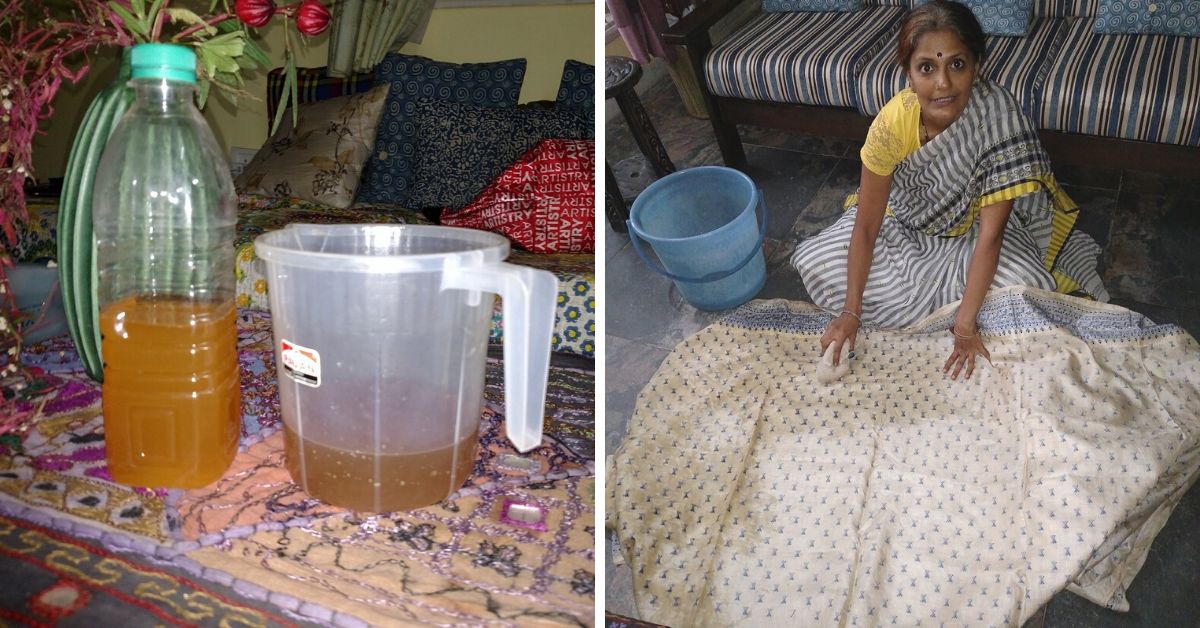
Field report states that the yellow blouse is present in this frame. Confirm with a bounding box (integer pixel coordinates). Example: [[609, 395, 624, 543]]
[[860, 89, 922, 177]]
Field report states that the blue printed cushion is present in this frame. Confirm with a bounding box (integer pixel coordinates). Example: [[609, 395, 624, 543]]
[[555, 59, 594, 129], [355, 54, 527, 206], [555, 60, 594, 110], [762, 0, 863, 12], [855, 17, 1069, 115], [408, 100, 592, 210], [1094, 0, 1200, 35], [705, 7, 906, 108], [1035, 0, 1100, 17], [915, 0, 1033, 36], [1040, 17, 1200, 145]]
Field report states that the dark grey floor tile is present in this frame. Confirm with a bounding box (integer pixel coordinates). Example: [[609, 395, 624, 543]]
[[1064, 184, 1116, 253], [606, 241, 726, 348], [741, 145, 842, 241], [605, 530, 638, 617], [1053, 163, 1122, 191], [606, 217, 631, 264], [605, 335, 671, 454], [787, 157, 862, 240], [1120, 169, 1200, 199], [1105, 184, 1200, 309], [759, 245, 810, 302], [1043, 481, 1200, 627], [741, 124, 856, 158]]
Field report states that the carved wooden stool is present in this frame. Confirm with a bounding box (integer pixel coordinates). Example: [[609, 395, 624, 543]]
[[605, 56, 676, 233]]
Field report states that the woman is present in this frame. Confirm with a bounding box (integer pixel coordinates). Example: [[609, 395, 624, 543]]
[[791, 0, 1107, 381]]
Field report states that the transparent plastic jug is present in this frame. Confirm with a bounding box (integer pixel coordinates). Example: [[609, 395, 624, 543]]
[[254, 224, 557, 511]]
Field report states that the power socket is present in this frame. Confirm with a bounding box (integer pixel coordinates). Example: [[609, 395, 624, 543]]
[[228, 146, 258, 179]]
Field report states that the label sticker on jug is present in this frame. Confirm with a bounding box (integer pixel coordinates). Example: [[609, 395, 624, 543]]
[[280, 339, 320, 387]]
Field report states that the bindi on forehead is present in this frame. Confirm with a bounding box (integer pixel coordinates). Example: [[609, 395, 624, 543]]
[[937, 52, 943, 57]]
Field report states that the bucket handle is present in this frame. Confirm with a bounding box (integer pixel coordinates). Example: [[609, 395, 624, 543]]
[[626, 188, 769, 284], [441, 261, 556, 453]]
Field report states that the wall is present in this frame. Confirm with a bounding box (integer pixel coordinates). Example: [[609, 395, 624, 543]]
[[32, 3, 595, 180]]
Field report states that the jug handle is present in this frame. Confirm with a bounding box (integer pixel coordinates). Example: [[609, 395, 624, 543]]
[[442, 262, 557, 453]]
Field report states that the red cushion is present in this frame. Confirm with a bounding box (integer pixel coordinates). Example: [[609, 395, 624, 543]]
[[442, 139, 595, 254]]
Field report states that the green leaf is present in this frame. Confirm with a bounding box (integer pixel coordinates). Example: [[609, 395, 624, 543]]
[[109, 2, 148, 41], [270, 56, 296, 136], [196, 77, 211, 109], [166, 8, 216, 36], [242, 37, 270, 69], [132, 0, 145, 16], [146, 0, 165, 28], [196, 32, 246, 74]]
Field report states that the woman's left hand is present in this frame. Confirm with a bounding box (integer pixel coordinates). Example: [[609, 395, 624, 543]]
[[943, 328, 991, 381]]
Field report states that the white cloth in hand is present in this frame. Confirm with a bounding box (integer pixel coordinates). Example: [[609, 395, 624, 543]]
[[816, 341, 852, 384]]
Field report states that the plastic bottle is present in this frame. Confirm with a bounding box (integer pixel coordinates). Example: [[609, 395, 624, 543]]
[[91, 43, 240, 488]]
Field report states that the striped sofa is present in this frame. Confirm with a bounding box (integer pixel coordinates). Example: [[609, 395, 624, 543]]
[[666, 0, 1200, 175]]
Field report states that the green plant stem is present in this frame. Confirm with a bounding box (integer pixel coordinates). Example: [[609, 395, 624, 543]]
[[172, 13, 233, 42]]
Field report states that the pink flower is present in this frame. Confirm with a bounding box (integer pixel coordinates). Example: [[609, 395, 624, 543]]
[[295, 0, 330, 37], [235, 0, 276, 29]]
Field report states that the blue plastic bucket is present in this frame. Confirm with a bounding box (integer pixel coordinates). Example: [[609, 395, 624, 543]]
[[627, 166, 767, 311]]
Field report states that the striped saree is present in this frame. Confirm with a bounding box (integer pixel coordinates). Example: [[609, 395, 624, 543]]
[[792, 79, 1108, 329]]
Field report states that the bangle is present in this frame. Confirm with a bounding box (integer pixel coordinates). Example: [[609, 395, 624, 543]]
[[840, 310, 862, 325], [951, 326, 977, 340]]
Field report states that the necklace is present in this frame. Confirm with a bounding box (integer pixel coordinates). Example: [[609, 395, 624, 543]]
[[920, 114, 931, 144]]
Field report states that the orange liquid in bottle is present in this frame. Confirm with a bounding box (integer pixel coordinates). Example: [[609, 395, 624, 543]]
[[99, 294, 240, 488]]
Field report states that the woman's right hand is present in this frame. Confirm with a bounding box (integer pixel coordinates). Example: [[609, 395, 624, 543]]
[[820, 312, 860, 366]]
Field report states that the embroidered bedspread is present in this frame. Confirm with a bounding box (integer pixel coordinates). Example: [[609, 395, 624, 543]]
[[608, 286, 1200, 627], [1, 311, 596, 626]]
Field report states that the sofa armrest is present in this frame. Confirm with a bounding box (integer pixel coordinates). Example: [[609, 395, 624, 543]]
[[662, 0, 745, 48]]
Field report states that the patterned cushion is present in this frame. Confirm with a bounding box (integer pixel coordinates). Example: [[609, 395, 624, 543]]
[[355, 54, 527, 207], [915, 0, 1034, 35], [855, 17, 1069, 115], [236, 86, 389, 208], [408, 100, 592, 210], [441, 139, 596, 254], [555, 59, 595, 129], [762, 0, 864, 12], [705, 7, 907, 108], [1094, 0, 1200, 35], [265, 66, 376, 126], [1040, 17, 1200, 145], [1034, 0, 1100, 17]]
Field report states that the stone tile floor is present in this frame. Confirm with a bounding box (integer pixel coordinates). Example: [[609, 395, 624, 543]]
[[604, 66, 1200, 627]]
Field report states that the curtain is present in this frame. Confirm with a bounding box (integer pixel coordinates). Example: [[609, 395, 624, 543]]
[[605, 0, 694, 64], [327, 0, 437, 76]]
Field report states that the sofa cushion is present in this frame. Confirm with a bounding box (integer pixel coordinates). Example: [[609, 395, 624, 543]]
[[923, 0, 1034, 36], [855, 16, 1069, 116], [441, 139, 596, 254], [355, 54, 527, 207], [1034, 0, 1100, 17], [236, 85, 389, 208], [407, 99, 592, 210], [1094, 0, 1200, 36], [555, 60, 595, 129], [1041, 17, 1200, 146], [762, 0, 864, 12], [705, 7, 907, 108]]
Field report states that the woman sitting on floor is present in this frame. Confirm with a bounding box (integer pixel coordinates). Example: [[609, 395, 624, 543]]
[[791, 0, 1107, 381]]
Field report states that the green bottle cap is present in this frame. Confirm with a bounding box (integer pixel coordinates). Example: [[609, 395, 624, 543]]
[[130, 43, 196, 84]]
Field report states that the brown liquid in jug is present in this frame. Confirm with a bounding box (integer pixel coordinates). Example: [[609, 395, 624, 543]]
[[284, 426, 478, 512]]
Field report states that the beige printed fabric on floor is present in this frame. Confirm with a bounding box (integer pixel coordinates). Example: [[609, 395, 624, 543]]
[[607, 286, 1200, 627]]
